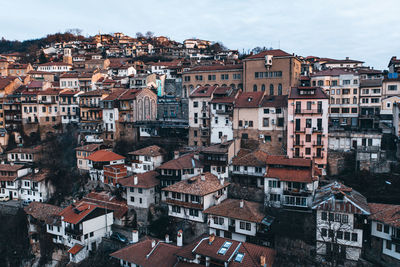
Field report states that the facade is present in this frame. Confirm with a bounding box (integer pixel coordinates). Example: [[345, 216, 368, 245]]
[[127, 145, 165, 173], [37, 62, 72, 72], [243, 49, 301, 95], [75, 144, 101, 172], [312, 182, 370, 263], [19, 169, 54, 202], [201, 141, 235, 180], [287, 87, 329, 169], [231, 149, 268, 188], [0, 164, 31, 200], [7, 145, 43, 164], [162, 172, 229, 223], [86, 149, 125, 182]]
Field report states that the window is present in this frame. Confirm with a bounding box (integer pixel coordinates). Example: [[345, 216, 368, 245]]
[[269, 84, 274, 95], [342, 214, 348, 223], [384, 225, 389, 234], [261, 84, 265, 91], [305, 148, 311, 155], [208, 75, 216, 81], [306, 134, 311, 142], [263, 118, 269, 127], [388, 85, 397, 91], [270, 193, 280, 202], [268, 180, 281, 188], [351, 233, 358, 242], [90, 232, 94, 237], [329, 213, 334, 221], [306, 119, 312, 128], [317, 80, 323, 86], [221, 74, 228, 80], [343, 80, 350, 85], [253, 84, 257, 92], [240, 221, 251, 231], [344, 232, 350, 241], [130, 196, 135, 202], [334, 213, 341, 222], [193, 101, 198, 108], [337, 231, 343, 239], [234, 253, 244, 263], [218, 241, 232, 255], [377, 223, 382, 232], [321, 228, 327, 237], [238, 120, 243, 127], [138, 188, 143, 194], [172, 206, 181, 213], [264, 108, 269, 114], [248, 121, 253, 127], [386, 240, 392, 250], [321, 212, 327, 221], [264, 135, 271, 142]]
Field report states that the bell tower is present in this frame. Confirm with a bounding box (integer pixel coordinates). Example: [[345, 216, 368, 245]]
[[63, 48, 72, 65]]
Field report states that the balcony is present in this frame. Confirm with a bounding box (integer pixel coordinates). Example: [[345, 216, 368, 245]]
[[313, 152, 324, 159], [65, 226, 82, 236], [293, 153, 304, 158], [312, 141, 324, 146], [228, 225, 235, 232], [295, 109, 323, 114], [164, 198, 203, 209], [312, 127, 323, 133], [293, 141, 304, 147], [216, 109, 232, 115], [283, 188, 312, 196], [231, 170, 264, 177]]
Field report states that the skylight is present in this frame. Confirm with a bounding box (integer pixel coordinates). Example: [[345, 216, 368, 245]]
[[218, 241, 232, 255], [234, 253, 244, 263]]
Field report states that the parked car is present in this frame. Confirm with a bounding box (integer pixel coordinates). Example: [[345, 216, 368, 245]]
[[111, 232, 129, 243], [22, 199, 32, 206], [0, 195, 10, 202]]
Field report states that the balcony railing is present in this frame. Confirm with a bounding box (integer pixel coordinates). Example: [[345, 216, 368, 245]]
[[313, 152, 324, 159], [312, 141, 324, 146], [283, 188, 312, 196], [65, 226, 82, 236], [294, 141, 304, 146], [295, 109, 323, 114]]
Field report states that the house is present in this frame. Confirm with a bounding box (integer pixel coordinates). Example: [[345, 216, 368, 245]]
[[7, 63, 33, 76], [264, 156, 320, 209], [157, 153, 203, 187], [204, 198, 274, 244], [103, 164, 127, 186], [7, 145, 43, 164], [59, 89, 80, 124], [287, 86, 329, 170], [201, 140, 235, 180], [79, 89, 109, 138], [127, 145, 165, 173], [231, 149, 268, 188], [162, 172, 229, 223], [101, 89, 126, 143], [86, 149, 125, 182], [368, 203, 400, 265], [37, 62, 72, 72], [46, 200, 114, 263], [118, 171, 160, 209], [19, 169, 54, 202], [75, 143, 101, 172], [321, 57, 364, 69], [0, 164, 31, 200], [312, 181, 370, 263]]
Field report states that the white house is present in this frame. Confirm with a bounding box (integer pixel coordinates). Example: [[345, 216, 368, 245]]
[[368, 203, 400, 264], [37, 62, 72, 72], [0, 164, 31, 200], [162, 172, 229, 223], [86, 150, 125, 182], [128, 145, 165, 173], [119, 171, 160, 209], [312, 182, 370, 263], [19, 169, 54, 202], [75, 144, 101, 172], [7, 145, 43, 164]]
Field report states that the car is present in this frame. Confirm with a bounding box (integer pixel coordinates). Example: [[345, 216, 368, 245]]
[[22, 199, 32, 206], [0, 196, 10, 202], [110, 232, 129, 243]]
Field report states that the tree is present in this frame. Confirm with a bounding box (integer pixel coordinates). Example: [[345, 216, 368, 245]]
[[210, 41, 227, 53], [136, 32, 144, 38], [145, 31, 154, 39]]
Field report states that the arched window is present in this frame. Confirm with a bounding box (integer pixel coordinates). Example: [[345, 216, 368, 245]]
[[278, 84, 282, 95], [253, 84, 257, 92], [261, 84, 265, 92], [269, 84, 274, 95]]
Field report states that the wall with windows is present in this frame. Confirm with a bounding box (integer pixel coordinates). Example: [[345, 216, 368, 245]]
[[126, 186, 156, 208]]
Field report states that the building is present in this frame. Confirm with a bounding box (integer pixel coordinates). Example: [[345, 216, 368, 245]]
[[0, 164, 31, 200], [19, 169, 54, 202], [79, 89, 108, 138], [162, 172, 229, 223], [119, 171, 160, 209], [231, 149, 268, 188], [37, 62, 72, 72], [204, 198, 273, 244], [312, 182, 370, 263], [243, 49, 301, 95], [59, 89, 80, 124], [322, 58, 364, 69], [368, 203, 400, 265], [86, 149, 125, 182], [182, 64, 243, 96], [201, 140, 235, 180], [127, 145, 165, 173], [75, 144, 101, 172], [264, 156, 320, 209], [157, 153, 203, 187], [7, 145, 43, 164], [287, 86, 329, 169]]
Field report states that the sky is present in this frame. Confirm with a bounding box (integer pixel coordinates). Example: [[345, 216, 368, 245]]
[[1, 0, 399, 69]]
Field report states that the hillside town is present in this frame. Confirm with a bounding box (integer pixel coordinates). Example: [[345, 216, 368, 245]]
[[0, 31, 400, 267]]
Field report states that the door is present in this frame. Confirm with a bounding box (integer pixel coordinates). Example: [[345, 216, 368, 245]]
[[9, 191, 12, 200]]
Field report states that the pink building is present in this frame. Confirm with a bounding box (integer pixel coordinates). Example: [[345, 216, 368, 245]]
[[287, 87, 329, 170]]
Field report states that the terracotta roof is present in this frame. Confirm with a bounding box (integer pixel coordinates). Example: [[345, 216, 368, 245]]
[[190, 86, 217, 98], [288, 87, 329, 99], [75, 143, 101, 152], [118, 89, 140, 100], [79, 89, 105, 97], [110, 239, 180, 267], [232, 150, 268, 167], [204, 199, 264, 223], [324, 58, 364, 64], [86, 149, 125, 162], [128, 145, 165, 157], [24, 202, 62, 225], [312, 181, 370, 215], [265, 167, 316, 183], [38, 62, 72, 67], [187, 64, 243, 72], [245, 49, 292, 59], [102, 89, 126, 101], [118, 171, 159, 189], [60, 201, 108, 224], [311, 68, 357, 77], [22, 169, 49, 182], [162, 172, 229, 196], [201, 141, 233, 154], [59, 89, 78, 96], [265, 155, 312, 167], [158, 153, 203, 170], [234, 91, 264, 108], [82, 191, 128, 219], [0, 77, 15, 90], [37, 89, 61, 95], [8, 145, 42, 154], [369, 203, 400, 228], [260, 95, 287, 108], [68, 244, 84, 255], [0, 164, 25, 172]]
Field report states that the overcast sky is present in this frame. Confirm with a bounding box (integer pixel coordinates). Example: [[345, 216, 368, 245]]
[[1, 0, 399, 69]]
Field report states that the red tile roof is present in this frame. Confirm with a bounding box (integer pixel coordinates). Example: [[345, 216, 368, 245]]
[[232, 150, 269, 167], [234, 91, 264, 108], [82, 191, 128, 219], [118, 171, 159, 189], [245, 49, 292, 59], [311, 68, 356, 77], [368, 203, 400, 228], [288, 87, 329, 99], [158, 153, 203, 170], [110, 239, 180, 267], [60, 202, 101, 224], [162, 172, 229, 196], [86, 149, 125, 162], [128, 145, 165, 157], [261, 95, 287, 108], [265, 167, 317, 183], [265, 155, 312, 167], [204, 199, 265, 223], [68, 244, 84, 255], [190, 86, 217, 98], [22, 169, 49, 182], [24, 202, 62, 224], [75, 143, 101, 152]]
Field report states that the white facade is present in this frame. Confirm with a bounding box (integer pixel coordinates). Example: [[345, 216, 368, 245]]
[[210, 103, 233, 144], [88, 159, 125, 182], [19, 177, 54, 202], [126, 186, 157, 208], [37, 64, 72, 72], [328, 132, 382, 152], [130, 155, 163, 174], [371, 220, 400, 261], [208, 215, 256, 242]]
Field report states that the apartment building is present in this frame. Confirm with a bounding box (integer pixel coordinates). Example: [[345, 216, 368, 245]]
[[0, 164, 31, 200], [311, 69, 359, 127], [79, 90, 108, 136], [37, 62, 72, 72], [127, 145, 165, 174], [359, 77, 383, 129], [200, 141, 235, 180], [231, 149, 268, 188], [287, 87, 329, 169], [59, 89, 80, 124], [243, 49, 301, 95], [182, 64, 243, 97]]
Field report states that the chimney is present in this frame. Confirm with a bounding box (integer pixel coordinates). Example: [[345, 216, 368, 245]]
[[177, 230, 183, 247], [219, 175, 224, 186], [10, 162, 14, 166], [201, 174, 206, 181], [151, 240, 156, 248], [346, 57, 349, 60], [193, 153, 199, 160], [208, 234, 215, 245], [34, 168, 39, 174], [165, 234, 170, 243], [174, 151, 179, 159], [240, 199, 244, 208], [260, 255, 266, 267], [134, 175, 138, 185], [132, 230, 139, 243]]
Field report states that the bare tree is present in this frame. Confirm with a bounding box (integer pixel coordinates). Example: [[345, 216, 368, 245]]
[[145, 31, 154, 39], [136, 32, 144, 38]]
